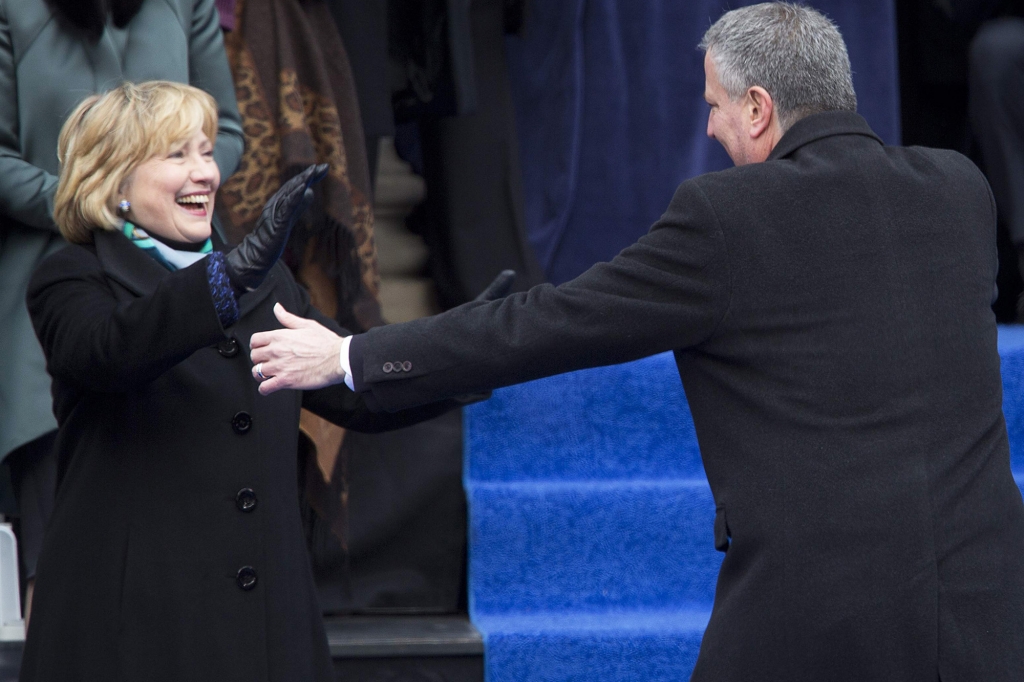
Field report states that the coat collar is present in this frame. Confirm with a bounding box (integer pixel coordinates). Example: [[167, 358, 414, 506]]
[[93, 229, 276, 319], [94, 228, 168, 297], [767, 111, 883, 162]]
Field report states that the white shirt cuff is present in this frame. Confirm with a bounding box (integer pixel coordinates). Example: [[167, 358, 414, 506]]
[[340, 335, 354, 390]]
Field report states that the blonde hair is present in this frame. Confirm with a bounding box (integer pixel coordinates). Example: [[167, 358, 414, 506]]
[[54, 81, 219, 243]]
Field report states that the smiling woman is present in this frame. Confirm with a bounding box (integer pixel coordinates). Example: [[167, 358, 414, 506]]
[[54, 81, 221, 246], [119, 129, 219, 242], [19, 81, 466, 682]]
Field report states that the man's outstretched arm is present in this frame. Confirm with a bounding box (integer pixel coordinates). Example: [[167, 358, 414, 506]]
[[250, 270, 518, 395], [249, 180, 732, 412]]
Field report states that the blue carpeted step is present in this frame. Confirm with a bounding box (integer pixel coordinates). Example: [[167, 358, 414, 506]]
[[467, 480, 721, 613], [998, 326, 1024, 474], [467, 329, 1024, 483], [460, 326, 1024, 682], [464, 353, 703, 483], [473, 610, 709, 682]]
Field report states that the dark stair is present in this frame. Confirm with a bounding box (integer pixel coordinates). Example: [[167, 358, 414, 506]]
[[0, 616, 483, 682], [329, 615, 484, 681]]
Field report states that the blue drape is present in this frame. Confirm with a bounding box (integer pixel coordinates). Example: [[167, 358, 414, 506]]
[[507, 0, 901, 284]]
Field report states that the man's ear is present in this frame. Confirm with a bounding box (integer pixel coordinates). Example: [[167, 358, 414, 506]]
[[745, 86, 776, 139]]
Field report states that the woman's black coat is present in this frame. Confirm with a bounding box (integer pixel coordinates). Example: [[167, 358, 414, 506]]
[[20, 229, 455, 682]]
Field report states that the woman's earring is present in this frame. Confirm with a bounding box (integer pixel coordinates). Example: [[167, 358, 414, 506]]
[[118, 199, 130, 215]]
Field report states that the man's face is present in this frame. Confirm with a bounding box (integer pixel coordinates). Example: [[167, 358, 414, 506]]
[[704, 52, 756, 166]]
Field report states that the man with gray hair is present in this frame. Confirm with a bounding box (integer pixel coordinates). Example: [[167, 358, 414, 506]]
[[699, 1, 858, 159], [250, 3, 1024, 679]]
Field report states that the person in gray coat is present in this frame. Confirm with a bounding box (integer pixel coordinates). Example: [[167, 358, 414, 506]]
[[0, 0, 244, 609]]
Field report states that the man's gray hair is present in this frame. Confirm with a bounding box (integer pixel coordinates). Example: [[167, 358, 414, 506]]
[[699, 2, 857, 131]]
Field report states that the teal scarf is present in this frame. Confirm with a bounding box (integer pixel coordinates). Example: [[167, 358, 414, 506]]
[[123, 221, 212, 271]]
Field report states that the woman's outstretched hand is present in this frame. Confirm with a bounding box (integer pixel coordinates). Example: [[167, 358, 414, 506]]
[[250, 303, 346, 395], [225, 163, 329, 292]]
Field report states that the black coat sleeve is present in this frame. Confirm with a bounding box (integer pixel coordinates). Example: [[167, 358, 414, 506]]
[[27, 245, 227, 392], [352, 179, 732, 412], [290, 272, 466, 431]]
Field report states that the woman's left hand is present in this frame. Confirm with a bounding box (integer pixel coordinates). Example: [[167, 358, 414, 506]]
[[225, 163, 329, 292]]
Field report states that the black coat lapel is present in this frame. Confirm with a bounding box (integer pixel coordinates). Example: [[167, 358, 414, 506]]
[[96, 229, 278, 321], [238, 274, 276, 319], [93, 229, 169, 297]]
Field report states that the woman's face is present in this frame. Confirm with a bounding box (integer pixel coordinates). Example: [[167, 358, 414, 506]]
[[121, 129, 220, 243]]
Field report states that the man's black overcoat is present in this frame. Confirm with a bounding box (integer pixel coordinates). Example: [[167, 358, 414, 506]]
[[348, 112, 1024, 681], [21, 230, 456, 682]]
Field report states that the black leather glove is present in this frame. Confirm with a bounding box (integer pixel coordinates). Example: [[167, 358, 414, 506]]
[[225, 163, 329, 292], [474, 269, 516, 302]]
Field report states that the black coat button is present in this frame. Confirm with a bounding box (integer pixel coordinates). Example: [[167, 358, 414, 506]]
[[236, 488, 257, 513], [401, 361, 412, 372], [383, 362, 394, 373], [217, 337, 240, 358], [236, 566, 258, 591], [232, 412, 252, 434]]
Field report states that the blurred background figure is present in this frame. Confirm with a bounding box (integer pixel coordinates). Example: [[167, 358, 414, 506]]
[[898, 0, 1024, 320], [388, 0, 546, 310], [969, 2, 1024, 317], [0, 0, 243, 623]]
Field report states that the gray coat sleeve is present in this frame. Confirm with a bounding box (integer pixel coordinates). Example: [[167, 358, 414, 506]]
[[0, 0, 246, 234], [189, 0, 244, 179], [0, 1, 59, 232]]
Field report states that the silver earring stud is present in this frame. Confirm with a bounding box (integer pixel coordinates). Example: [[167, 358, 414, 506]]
[[118, 200, 130, 214]]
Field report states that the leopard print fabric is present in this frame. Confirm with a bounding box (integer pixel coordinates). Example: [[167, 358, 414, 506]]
[[218, 0, 381, 327]]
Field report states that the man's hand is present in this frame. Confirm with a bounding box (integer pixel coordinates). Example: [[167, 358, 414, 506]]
[[249, 303, 346, 395]]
